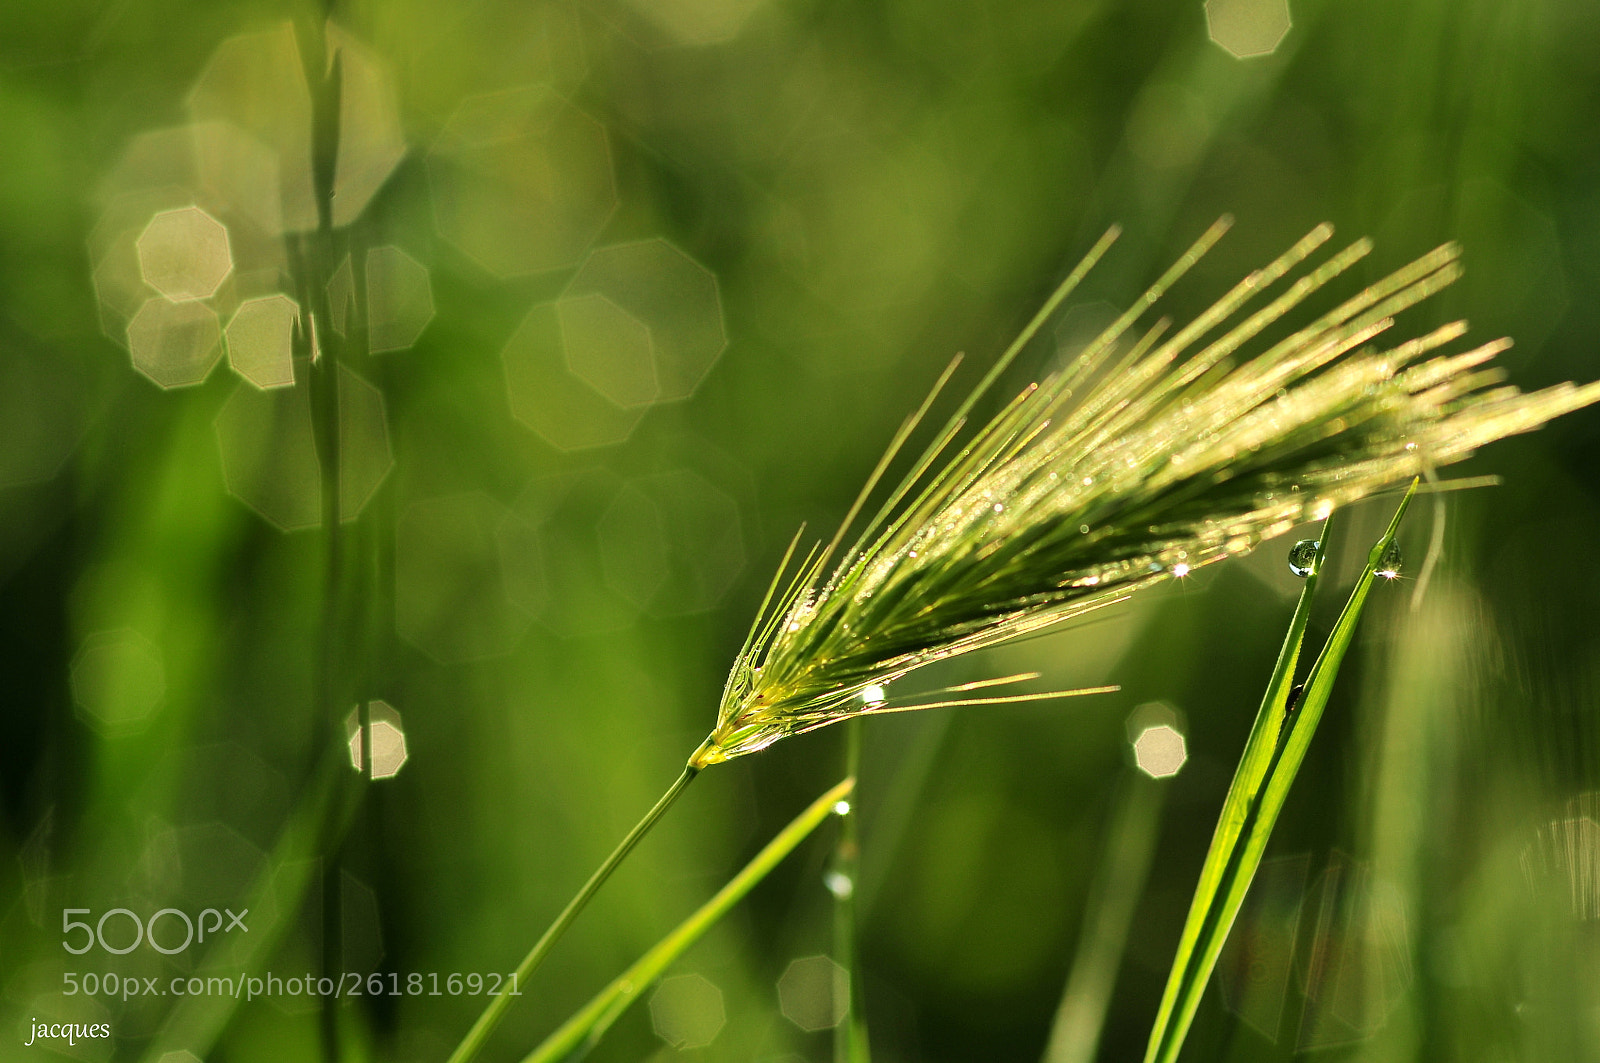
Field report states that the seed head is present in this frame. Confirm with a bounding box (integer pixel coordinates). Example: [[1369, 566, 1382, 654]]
[[689, 220, 1600, 768]]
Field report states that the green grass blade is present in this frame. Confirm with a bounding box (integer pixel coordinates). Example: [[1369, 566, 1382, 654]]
[[1143, 481, 1418, 1063], [522, 777, 857, 1063], [1141, 533, 1326, 1062]]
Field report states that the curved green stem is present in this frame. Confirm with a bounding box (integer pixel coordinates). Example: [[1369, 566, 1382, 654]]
[[523, 776, 856, 1063], [446, 765, 699, 1063]]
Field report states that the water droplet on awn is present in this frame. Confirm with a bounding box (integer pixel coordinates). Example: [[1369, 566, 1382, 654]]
[[1376, 541, 1402, 579], [1288, 539, 1319, 578]]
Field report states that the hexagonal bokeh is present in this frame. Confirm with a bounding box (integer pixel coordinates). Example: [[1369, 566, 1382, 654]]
[[214, 366, 393, 530], [226, 294, 299, 389], [501, 302, 646, 450], [559, 292, 657, 408], [70, 629, 165, 734], [1218, 853, 1309, 1042], [778, 955, 850, 1032], [137, 205, 234, 301], [1295, 855, 1412, 1049], [128, 297, 223, 389], [597, 483, 669, 608], [187, 22, 314, 232], [345, 701, 410, 779], [191, 119, 284, 234], [367, 245, 435, 352], [336, 368, 396, 520], [429, 86, 617, 276], [566, 238, 728, 402], [214, 380, 317, 529], [648, 973, 726, 1049], [596, 470, 746, 615], [92, 226, 149, 348], [153, 741, 292, 848], [504, 470, 643, 637], [395, 493, 533, 662], [1126, 701, 1188, 779], [1133, 724, 1188, 778], [187, 21, 404, 232], [1204, 0, 1292, 59], [90, 156, 289, 358], [325, 24, 408, 228], [164, 822, 271, 919]]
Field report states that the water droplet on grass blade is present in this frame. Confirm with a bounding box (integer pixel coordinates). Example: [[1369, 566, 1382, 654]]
[[1376, 541, 1402, 579], [1288, 539, 1319, 578], [824, 871, 854, 898]]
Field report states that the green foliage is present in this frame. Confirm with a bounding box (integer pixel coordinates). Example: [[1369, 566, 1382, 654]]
[[1144, 483, 1414, 1063], [521, 778, 853, 1063], [3, 2, 1600, 1062]]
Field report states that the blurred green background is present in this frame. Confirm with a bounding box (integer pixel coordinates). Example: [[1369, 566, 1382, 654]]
[[3, 0, 1600, 1060]]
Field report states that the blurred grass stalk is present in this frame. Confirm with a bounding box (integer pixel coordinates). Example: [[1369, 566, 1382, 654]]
[[520, 777, 855, 1063], [1042, 771, 1166, 1063], [303, 32, 354, 1063], [1142, 483, 1417, 1063], [833, 719, 871, 1063], [1350, 572, 1478, 1059], [137, 752, 345, 1061]]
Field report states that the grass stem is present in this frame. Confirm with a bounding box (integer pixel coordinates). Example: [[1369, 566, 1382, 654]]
[[1042, 771, 1164, 1063], [446, 765, 700, 1063], [833, 720, 870, 1063], [521, 777, 856, 1063]]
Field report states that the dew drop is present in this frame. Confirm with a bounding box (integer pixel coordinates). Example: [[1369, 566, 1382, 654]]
[[1376, 541, 1402, 580], [824, 870, 854, 899], [1288, 539, 1319, 578]]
